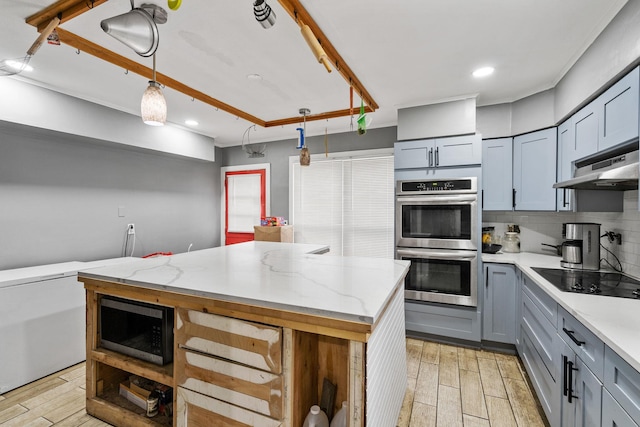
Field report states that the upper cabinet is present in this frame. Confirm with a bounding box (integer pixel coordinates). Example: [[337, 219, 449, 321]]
[[482, 137, 513, 211], [513, 128, 557, 211], [597, 66, 639, 153], [556, 120, 574, 212], [394, 134, 481, 170]]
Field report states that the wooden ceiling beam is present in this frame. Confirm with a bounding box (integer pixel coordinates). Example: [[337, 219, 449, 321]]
[[265, 106, 374, 128], [276, 0, 379, 111], [25, 0, 377, 131], [26, 0, 109, 29], [55, 28, 267, 126]]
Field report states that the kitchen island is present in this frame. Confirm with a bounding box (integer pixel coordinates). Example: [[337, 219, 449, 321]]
[[78, 242, 410, 427]]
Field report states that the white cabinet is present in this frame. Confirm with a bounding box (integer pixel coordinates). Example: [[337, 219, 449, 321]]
[[513, 128, 557, 211], [482, 138, 513, 211], [394, 134, 481, 170], [597, 66, 639, 152], [482, 263, 516, 344]]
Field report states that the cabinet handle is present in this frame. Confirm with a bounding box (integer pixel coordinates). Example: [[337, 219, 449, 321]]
[[562, 355, 568, 397], [435, 147, 439, 166], [428, 148, 433, 167], [563, 189, 569, 208], [567, 360, 579, 403], [512, 189, 516, 209], [481, 190, 484, 209], [485, 267, 488, 289], [563, 327, 585, 346]]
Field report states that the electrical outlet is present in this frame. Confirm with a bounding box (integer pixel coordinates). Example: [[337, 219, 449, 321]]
[[127, 224, 135, 235]]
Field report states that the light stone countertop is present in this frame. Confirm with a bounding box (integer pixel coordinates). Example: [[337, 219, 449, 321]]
[[483, 251, 640, 372], [79, 241, 411, 325]]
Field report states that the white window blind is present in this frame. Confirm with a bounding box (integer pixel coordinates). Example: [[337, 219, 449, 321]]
[[227, 174, 262, 233], [291, 151, 394, 258]]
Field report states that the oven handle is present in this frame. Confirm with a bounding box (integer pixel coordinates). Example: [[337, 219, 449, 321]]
[[396, 248, 477, 260], [395, 195, 478, 203]]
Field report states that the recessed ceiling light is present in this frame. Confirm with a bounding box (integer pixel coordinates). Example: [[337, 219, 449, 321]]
[[185, 119, 198, 126], [473, 67, 494, 78], [246, 73, 263, 81], [5, 60, 33, 72]]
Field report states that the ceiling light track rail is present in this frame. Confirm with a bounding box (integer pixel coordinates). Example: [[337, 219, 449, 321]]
[[25, 0, 379, 130]]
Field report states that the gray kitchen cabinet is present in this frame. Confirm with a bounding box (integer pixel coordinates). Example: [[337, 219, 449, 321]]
[[394, 134, 481, 170], [513, 128, 557, 211], [557, 335, 603, 427], [603, 389, 639, 427], [604, 346, 640, 423], [514, 269, 523, 353], [519, 272, 559, 425], [557, 120, 574, 212], [597, 66, 639, 152], [405, 300, 481, 342], [482, 137, 513, 211], [482, 263, 516, 344]]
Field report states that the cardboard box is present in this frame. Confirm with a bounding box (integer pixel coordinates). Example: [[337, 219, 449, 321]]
[[254, 225, 293, 242]]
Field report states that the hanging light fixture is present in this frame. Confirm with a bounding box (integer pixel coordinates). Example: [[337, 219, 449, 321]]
[[253, 0, 276, 29], [141, 53, 167, 126], [299, 108, 310, 166]]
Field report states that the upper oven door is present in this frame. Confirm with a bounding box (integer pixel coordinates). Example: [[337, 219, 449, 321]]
[[396, 194, 478, 250]]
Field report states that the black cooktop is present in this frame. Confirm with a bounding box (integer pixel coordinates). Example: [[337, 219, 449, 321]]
[[531, 267, 640, 299]]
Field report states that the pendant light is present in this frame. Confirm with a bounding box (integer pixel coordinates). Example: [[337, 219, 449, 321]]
[[141, 53, 167, 126]]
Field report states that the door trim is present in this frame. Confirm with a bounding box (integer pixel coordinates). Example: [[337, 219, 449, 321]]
[[221, 163, 270, 246]]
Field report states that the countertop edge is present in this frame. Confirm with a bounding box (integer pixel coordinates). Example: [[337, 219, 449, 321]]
[[482, 252, 640, 373]]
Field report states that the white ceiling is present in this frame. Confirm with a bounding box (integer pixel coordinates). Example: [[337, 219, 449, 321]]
[[0, 0, 628, 147]]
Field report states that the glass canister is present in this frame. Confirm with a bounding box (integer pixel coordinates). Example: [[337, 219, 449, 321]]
[[482, 227, 495, 245], [502, 232, 521, 253]]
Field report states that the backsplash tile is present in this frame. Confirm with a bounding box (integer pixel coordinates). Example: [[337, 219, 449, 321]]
[[483, 190, 640, 278]]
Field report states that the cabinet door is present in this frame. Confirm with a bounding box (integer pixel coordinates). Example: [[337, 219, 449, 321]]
[[515, 269, 523, 353], [573, 104, 599, 161], [482, 138, 513, 211], [602, 389, 639, 427], [557, 121, 574, 212], [435, 134, 481, 167], [558, 337, 576, 427], [394, 139, 434, 169], [482, 264, 516, 343], [598, 66, 640, 152], [513, 128, 558, 211], [574, 356, 603, 427]]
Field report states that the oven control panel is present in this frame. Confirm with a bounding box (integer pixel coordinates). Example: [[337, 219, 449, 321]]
[[397, 178, 477, 194]]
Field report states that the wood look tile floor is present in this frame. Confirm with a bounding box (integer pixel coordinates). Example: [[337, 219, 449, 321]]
[[0, 339, 548, 427]]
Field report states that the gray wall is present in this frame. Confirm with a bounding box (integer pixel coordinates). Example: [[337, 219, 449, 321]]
[[220, 126, 397, 217], [0, 120, 221, 270]]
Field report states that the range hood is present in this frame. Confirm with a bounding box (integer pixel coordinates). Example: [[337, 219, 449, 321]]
[[554, 149, 639, 191]]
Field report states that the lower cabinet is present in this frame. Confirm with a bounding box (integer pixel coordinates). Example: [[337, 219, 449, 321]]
[[482, 263, 516, 344], [516, 270, 640, 427], [557, 334, 603, 427], [602, 389, 639, 427]]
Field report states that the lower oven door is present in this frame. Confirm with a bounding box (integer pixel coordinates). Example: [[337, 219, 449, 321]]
[[397, 247, 478, 307]]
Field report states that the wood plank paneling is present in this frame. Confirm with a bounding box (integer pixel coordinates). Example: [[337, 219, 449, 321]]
[[414, 363, 439, 406], [503, 378, 546, 427]]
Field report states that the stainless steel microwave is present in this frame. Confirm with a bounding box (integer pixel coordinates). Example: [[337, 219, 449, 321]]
[[99, 296, 174, 365]]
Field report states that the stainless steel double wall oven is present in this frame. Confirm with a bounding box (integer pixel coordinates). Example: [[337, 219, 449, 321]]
[[395, 177, 479, 306]]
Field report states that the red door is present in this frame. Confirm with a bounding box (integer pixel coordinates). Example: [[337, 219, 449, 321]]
[[224, 169, 267, 245]]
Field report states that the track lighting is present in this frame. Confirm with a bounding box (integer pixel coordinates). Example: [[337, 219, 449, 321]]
[[100, 3, 167, 57], [254, 0, 276, 29]]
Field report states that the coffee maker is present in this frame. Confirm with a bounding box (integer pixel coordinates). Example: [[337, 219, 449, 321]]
[[561, 223, 600, 270]]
